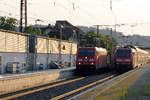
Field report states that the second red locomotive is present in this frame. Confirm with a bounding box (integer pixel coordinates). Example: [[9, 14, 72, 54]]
[[114, 46, 150, 72]]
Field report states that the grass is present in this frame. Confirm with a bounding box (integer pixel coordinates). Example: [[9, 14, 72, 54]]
[[120, 82, 150, 100], [76, 66, 150, 100], [92, 69, 144, 100]]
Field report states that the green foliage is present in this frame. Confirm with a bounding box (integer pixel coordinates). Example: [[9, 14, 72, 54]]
[[0, 16, 18, 31], [27, 26, 43, 35], [48, 30, 67, 40], [84, 31, 97, 44], [81, 31, 118, 54], [27, 26, 35, 34], [45, 33, 49, 36], [37, 27, 42, 35], [53, 35, 57, 39], [48, 30, 59, 39]]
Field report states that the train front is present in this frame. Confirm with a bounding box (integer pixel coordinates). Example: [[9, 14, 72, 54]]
[[76, 48, 96, 74], [114, 48, 133, 72]]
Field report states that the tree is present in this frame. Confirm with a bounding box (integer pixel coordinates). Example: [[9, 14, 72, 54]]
[[97, 33, 106, 48], [48, 30, 67, 40], [111, 37, 117, 51], [103, 35, 117, 54], [37, 27, 42, 35], [84, 31, 97, 45], [45, 33, 49, 37], [81, 30, 117, 53], [27, 26, 35, 34], [0, 16, 18, 31], [53, 35, 57, 39]]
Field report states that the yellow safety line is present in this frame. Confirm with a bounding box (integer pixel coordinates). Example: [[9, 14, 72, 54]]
[[51, 75, 114, 100], [1, 77, 85, 100]]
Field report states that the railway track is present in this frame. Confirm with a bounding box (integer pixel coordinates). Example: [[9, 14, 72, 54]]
[[0, 67, 143, 100], [0, 72, 115, 100], [52, 75, 114, 100], [70, 67, 143, 100], [0, 76, 84, 100]]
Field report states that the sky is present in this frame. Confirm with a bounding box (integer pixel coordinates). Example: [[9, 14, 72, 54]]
[[1, 0, 150, 36]]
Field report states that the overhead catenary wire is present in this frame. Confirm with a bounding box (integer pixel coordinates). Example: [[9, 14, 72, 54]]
[[0, 1, 40, 19], [64, 0, 104, 25], [0, 1, 51, 25], [53, 0, 93, 25], [0, 4, 49, 24], [66, 0, 94, 18], [67, 0, 117, 26], [0, 0, 111, 26], [0, 9, 49, 26]]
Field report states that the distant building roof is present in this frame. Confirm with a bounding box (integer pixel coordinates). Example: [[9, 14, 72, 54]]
[[55, 20, 82, 32]]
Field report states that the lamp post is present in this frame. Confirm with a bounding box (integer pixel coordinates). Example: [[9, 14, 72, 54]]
[[59, 25, 63, 65], [69, 30, 75, 67]]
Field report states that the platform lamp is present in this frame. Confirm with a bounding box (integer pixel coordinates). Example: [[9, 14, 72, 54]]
[[59, 24, 64, 65]]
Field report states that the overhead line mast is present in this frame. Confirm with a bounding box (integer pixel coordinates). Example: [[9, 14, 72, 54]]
[[93, 25, 115, 37], [20, 0, 27, 33]]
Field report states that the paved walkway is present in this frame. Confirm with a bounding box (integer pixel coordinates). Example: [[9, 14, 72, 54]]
[[121, 64, 150, 100], [70, 64, 150, 100], [92, 64, 150, 100], [0, 67, 75, 79]]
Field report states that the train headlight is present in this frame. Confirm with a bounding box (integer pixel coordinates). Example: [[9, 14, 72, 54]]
[[78, 59, 83, 61], [124, 59, 131, 62], [91, 62, 94, 65], [89, 59, 94, 62]]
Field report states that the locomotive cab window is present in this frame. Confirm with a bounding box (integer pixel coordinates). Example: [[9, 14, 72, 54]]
[[116, 49, 131, 57], [78, 49, 95, 57]]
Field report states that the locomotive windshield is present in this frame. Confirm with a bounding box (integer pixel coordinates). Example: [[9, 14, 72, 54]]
[[116, 49, 131, 57], [78, 49, 95, 57]]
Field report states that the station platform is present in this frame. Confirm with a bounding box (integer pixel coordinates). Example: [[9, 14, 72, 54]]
[[0, 67, 75, 95], [0, 67, 75, 79], [71, 64, 150, 100], [121, 64, 150, 100]]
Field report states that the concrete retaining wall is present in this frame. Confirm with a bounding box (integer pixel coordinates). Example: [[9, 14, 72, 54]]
[[0, 52, 27, 74], [0, 67, 75, 95], [0, 53, 76, 74], [36, 54, 76, 68]]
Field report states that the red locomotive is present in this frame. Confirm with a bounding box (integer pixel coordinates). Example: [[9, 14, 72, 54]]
[[114, 46, 150, 72], [76, 47, 108, 74]]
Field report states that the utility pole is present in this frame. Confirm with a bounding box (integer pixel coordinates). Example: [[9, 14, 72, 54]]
[[20, 0, 27, 33], [110, 0, 112, 11], [94, 24, 116, 37], [20, 0, 23, 32], [110, 28, 113, 38], [110, 28, 113, 51], [93, 25, 100, 47], [93, 25, 100, 37], [93, 25, 115, 47], [70, 30, 75, 67]]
